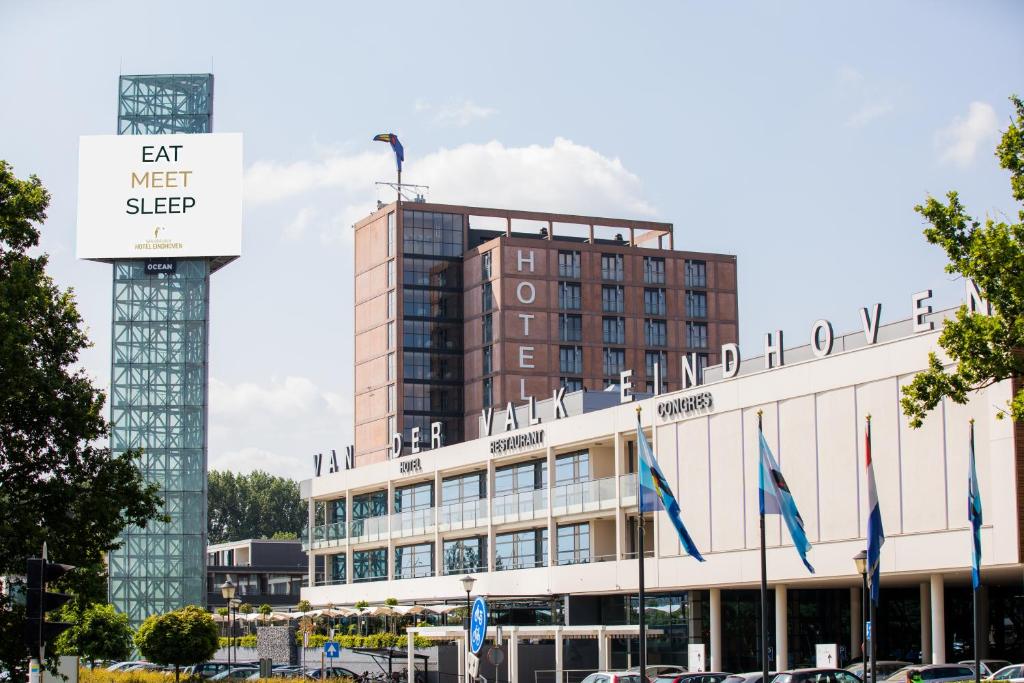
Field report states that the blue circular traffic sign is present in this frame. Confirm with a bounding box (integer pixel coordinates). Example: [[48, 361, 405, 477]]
[[469, 597, 488, 654]]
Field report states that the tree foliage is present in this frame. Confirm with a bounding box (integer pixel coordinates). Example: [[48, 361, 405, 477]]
[[135, 606, 219, 683], [208, 469, 305, 543], [901, 96, 1024, 428], [0, 161, 163, 678], [56, 603, 134, 668]]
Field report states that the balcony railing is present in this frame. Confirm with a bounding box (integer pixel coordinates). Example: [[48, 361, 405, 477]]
[[391, 507, 435, 538], [439, 499, 488, 531], [492, 489, 547, 524], [349, 514, 389, 543], [556, 552, 616, 566], [552, 476, 618, 515], [619, 473, 638, 506]]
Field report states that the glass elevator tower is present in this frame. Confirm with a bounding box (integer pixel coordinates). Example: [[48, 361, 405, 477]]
[[105, 74, 223, 623]]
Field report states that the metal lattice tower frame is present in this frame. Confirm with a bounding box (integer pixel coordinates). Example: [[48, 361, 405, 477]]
[[117, 74, 213, 135], [107, 74, 214, 624]]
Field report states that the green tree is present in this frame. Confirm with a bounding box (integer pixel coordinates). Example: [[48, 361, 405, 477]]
[[0, 161, 163, 679], [56, 603, 133, 669], [208, 470, 305, 543], [296, 599, 312, 613], [239, 603, 253, 615], [901, 95, 1024, 428], [135, 606, 219, 683], [259, 603, 272, 624]]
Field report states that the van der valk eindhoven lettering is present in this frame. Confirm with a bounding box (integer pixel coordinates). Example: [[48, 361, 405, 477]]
[[311, 271, 987, 476]]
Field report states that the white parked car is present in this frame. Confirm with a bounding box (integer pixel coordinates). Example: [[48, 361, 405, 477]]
[[582, 672, 647, 683], [987, 665, 1024, 682]]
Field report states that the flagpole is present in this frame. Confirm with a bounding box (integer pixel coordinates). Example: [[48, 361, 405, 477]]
[[636, 406, 647, 683], [867, 415, 877, 683], [971, 419, 980, 683], [758, 410, 769, 683]]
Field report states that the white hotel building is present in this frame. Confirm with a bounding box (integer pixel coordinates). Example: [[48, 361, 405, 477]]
[[300, 304, 1024, 673]]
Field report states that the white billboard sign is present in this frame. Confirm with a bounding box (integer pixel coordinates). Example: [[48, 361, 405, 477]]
[[76, 133, 242, 260]]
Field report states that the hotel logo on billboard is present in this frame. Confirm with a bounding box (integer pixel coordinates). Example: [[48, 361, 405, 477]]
[[76, 133, 242, 261]]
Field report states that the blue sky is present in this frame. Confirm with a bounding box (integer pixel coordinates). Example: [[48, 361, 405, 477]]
[[1, 1, 1021, 477]]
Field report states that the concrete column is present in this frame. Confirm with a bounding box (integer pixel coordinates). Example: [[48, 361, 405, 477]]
[[850, 585, 862, 658], [508, 628, 518, 683], [930, 574, 945, 664], [485, 458, 493, 573], [710, 588, 722, 672], [307, 498, 316, 584], [920, 582, 932, 665], [547, 446, 556, 567], [457, 633, 465, 683], [775, 585, 788, 671], [555, 626, 564, 683], [407, 630, 415, 680], [597, 626, 609, 671]]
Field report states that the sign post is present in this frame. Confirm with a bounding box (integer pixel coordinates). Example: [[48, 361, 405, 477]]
[[468, 597, 488, 683]]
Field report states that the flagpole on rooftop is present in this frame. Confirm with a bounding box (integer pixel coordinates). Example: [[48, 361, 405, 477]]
[[636, 405, 647, 683], [758, 409, 769, 683]]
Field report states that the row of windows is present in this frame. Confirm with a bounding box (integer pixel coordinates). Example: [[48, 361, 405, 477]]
[[403, 320, 462, 351], [404, 288, 461, 319], [404, 383, 462, 413], [555, 315, 709, 348], [404, 352, 462, 381], [558, 348, 674, 377], [402, 211, 464, 257], [403, 257, 462, 289], [558, 284, 707, 317], [329, 525, 591, 582], [556, 252, 708, 288]]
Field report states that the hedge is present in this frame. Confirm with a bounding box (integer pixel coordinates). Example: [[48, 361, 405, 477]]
[[296, 633, 432, 649]]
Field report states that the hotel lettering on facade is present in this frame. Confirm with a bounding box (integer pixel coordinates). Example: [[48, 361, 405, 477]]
[[302, 290, 1024, 670], [350, 202, 739, 465]]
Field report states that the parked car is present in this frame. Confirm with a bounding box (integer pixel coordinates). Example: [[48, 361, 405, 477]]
[[987, 665, 1024, 682], [107, 662, 139, 672], [959, 662, 1012, 678], [847, 662, 912, 680], [886, 665, 975, 683], [658, 672, 733, 683], [630, 666, 687, 678], [581, 672, 647, 683], [772, 668, 862, 683], [210, 667, 260, 681], [723, 672, 778, 683], [304, 667, 360, 680], [187, 662, 237, 679]]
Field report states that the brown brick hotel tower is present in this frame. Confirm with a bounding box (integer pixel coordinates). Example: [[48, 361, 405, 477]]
[[352, 201, 738, 466]]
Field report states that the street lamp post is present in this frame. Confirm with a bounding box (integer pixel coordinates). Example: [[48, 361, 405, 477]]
[[853, 551, 867, 674], [220, 579, 237, 668], [461, 575, 476, 683]]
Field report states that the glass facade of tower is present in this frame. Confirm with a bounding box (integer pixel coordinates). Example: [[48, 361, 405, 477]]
[[401, 210, 464, 447], [107, 261, 209, 621], [107, 73, 214, 623]]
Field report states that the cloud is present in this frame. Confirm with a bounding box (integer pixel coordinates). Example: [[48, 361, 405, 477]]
[[847, 102, 894, 128], [283, 207, 316, 240], [937, 101, 999, 167], [210, 375, 350, 421], [210, 446, 298, 478], [208, 376, 352, 479], [244, 137, 657, 228], [835, 66, 894, 128], [415, 98, 497, 127]]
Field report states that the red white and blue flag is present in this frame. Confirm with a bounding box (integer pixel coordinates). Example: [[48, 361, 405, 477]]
[[865, 417, 885, 604]]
